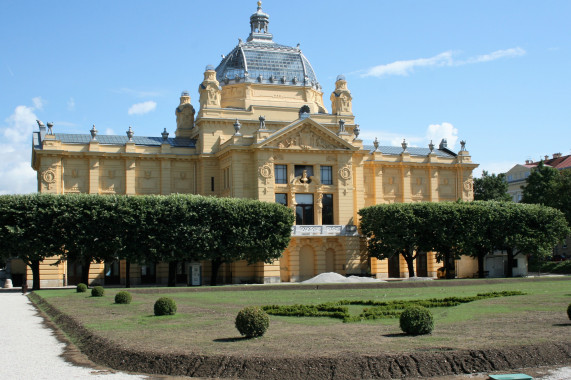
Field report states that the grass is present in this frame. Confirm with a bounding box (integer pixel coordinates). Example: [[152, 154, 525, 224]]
[[34, 278, 571, 357]]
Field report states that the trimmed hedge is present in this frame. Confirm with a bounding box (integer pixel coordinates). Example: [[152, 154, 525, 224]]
[[114, 291, 132, 304], [235, 306, 270, 338], [263, 291, 526, 323], [400, 306, 434, 335], [91, 286, 104, 297], [567, 303, 571, 321], [76, 283, 87, 293], [154, 297, 177, 316]]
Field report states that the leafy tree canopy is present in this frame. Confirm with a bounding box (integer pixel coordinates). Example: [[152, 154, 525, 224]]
[[474, 171, 511, 201]]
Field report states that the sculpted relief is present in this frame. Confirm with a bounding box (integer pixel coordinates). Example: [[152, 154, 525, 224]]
[[276, 127, 338, 150]]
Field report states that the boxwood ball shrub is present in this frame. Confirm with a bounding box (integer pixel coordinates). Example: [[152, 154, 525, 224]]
[[235, 306, 270, 338], [76, 283, 87, 293], [399, 305, 434, 335], [91, 286, 105, 297], [114, 291, 132, 304], [154, 297, 177, 316], [567, 303, 571, 320]]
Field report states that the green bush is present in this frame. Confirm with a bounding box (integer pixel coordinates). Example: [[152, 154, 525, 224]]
[[76, 283, 87, 293], [399, 306, 434, 335], [235, 306, 270, 338], [567, 303, 571, 321], [114, 291, 132, 304], [91, 286, 105, 297], [154, 297, 177, 316]]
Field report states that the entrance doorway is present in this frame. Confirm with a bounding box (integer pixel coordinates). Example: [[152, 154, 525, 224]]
[[141, 263, 156, 284], [104, 261, 121, 285], [388, 255, 400, 278], [416, 252, 428, 277]]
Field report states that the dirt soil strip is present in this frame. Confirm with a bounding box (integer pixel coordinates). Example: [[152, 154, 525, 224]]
[[29, 292, 571, 380]]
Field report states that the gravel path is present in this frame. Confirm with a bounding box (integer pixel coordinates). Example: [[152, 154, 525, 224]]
[[0, 292, 146, 380]]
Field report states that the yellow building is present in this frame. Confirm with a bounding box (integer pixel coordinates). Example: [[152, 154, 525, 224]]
[[24, 3, 477, 287]]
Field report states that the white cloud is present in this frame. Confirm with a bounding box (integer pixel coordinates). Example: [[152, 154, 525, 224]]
[[363, 51, 454, 77], [67, 97, 75, 110], [32, 96, 44, 110], [461, 47, 525, 64], [426, 122, 459, 150], [0, 99, 44, 194], [361, 122, 460, 151], [128, 101, 157, 115], [362, 47, 526, 78], [3, 105, 38, 144]]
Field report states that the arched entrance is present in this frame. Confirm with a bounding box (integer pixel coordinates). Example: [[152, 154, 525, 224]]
[[299, 245, 315, 281]]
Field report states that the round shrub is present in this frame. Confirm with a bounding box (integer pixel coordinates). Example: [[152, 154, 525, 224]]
[[114, 291, 132, 304], [76, 283, 87, 293], [154, 297, 177, 316], [399, 306, 434, 335], [567, 303, 571, 321], [235, 306, 270, 338], [91, 286, 105, 297]]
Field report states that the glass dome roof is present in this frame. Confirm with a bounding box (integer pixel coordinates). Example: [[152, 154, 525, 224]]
[[215, 3, 320, 90]]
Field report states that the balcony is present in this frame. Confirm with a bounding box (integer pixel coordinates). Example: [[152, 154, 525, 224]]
[[291, 225, 359, 237]]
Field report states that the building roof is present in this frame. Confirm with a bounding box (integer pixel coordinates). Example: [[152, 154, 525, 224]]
[[363, 145, 455, 157], [215, 3, 320, 89], [34, 132, 196, 148], [525, 154, 571, 170]]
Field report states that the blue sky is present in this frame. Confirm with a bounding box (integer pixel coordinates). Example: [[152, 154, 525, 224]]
[[1, 0, 570, 194]]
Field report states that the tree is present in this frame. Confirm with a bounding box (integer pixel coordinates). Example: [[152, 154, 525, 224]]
[[55, 194, 124, 285], [0, 195, 64, 290], [416, 202, 468, 279], [359, 203, 427, 278], [522, 162, 571, 223], [473, 171, 511, 201], [196, 196, 294, 285]]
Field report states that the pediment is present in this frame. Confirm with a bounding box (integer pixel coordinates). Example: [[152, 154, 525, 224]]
[[256, 118, 356, 151]]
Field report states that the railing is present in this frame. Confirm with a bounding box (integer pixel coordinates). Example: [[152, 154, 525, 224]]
[[291, 224, 359, 237]]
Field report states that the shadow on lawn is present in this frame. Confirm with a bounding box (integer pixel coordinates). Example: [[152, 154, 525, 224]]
[[213, 337, 250, 343], [552, 323, 571, 327]]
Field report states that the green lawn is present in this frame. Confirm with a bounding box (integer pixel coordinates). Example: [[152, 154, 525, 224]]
[[34, 278, 571, 357]]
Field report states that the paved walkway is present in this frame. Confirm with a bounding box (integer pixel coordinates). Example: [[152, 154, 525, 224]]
[[0, 292, 146, 380]]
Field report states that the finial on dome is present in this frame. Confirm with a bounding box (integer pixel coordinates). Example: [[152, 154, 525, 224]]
[[248, 0, 272, 42]]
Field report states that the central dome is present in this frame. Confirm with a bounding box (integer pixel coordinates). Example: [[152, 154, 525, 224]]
[[215, 2, 320, 90]]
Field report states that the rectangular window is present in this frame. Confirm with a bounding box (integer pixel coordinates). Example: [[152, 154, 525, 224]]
[[211, 177, 215, 192], [295, 193, 314, 225], [275, 165, 287, 184], [275, 193, 288, 206], [322, 194, 334, 225], [320, 166, 333, 185]]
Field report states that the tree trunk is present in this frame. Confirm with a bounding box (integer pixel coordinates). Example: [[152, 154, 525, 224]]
[[210, 258, 222, 286], [477, 254, 485, 278], [125, 261, 131, 288], [168, 261, 177, 287], [81, 261, 91, 286], [445, 252, 455, 279], [505, 248, 514, 278], [403, 252, 416, 278], [30, 260, 41, 291]]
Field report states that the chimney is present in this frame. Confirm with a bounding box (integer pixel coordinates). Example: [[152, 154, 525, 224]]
[[544, 155, 549, 161], [553, 153, 562, 159]]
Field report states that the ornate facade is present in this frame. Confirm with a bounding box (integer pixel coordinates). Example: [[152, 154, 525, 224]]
[[25, 3, 477, 287]]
